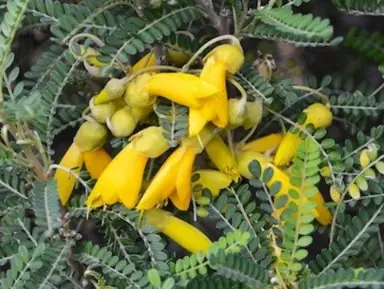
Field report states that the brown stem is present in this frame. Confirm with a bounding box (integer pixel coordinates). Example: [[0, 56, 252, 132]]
[[194, 0, 230, 35]]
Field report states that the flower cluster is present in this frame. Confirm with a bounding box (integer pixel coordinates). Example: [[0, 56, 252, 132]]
[[55, 38, 334, 252]]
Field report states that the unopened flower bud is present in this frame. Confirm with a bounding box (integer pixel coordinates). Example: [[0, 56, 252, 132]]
[[124, 73, 155, 107], [74, 121, 108, 152], [94, 78, 126, 105], [89, 97, 119, 123], [129, 126, 169, 158], [228, 98, 246, 128], [243, 98, 263, 130], [107, 106, 137, 137]]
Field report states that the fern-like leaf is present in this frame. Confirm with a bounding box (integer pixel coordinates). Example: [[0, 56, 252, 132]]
[[32, 180, 61, 238], [254, 7, 334, 42], [310, 204, 384, 274], [299, 268, 384, 289], [333, 0, 384, 16], [101, 6, 202, 67], [154, 101, 188, 148]]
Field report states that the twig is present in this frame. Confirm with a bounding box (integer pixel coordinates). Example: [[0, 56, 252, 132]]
[[194, 0, 230, 35]]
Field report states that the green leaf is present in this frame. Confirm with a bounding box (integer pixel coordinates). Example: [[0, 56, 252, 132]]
[[263, 167, 274, 183], [147, 269, 161, 287], [162, 278, 175, 289], [249, 160, 262, 178], [299, 224, 314, 235], [297, 236, 313, 247], [275, 195, 288, 209]]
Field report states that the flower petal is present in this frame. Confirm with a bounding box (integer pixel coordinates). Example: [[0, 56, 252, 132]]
[[55, 143, 84, 205], [83, 148, 112, 179], [148, 73, 218, 108], [136, 145, 186, 210], [132, 52, 156, 73], [144, 209, 212, 253], [192, 169, 232, 197], [241, 133, 284, 153], [91, 144, 148, 208], [205, 135, 240, 181], [169, 190, 190, 211], [176, 146, 196, 202]]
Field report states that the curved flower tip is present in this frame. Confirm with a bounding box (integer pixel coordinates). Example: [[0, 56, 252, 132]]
[[310, 191, 332, 225], [303, 103, 333, 128], [192, 169, 232, 197], [131, 52, 157, 73], [273, 133, 301, 167], [148, 73, 219, 108], [169, 190, 190, 211], [199, 59, 228, 128], [205, 135, 240, 182], [83, 148, 112, 179], [91, 144, 148, 209], [144, 209, 212, 253], [136, 144, 196, 211], [204, 44, 244, 74], [188, 108, 210, 137], [55, 143, 84, 205], [241, 133, 284, 153]]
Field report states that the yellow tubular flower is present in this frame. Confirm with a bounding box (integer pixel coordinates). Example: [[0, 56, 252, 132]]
[[192, 169, 232, 197], [88, 144, 148, 209], [144, 209, 212, 253], [188, 43, 245, 136], [55, 143, 84, 205], [125, 73, 218, 109], [87, 127, 169, 209], [136, 144, 197, 211], [241, 133, 284, 153], [94, 78, 126, 105], [131, 52, 157, 73], [205, 135, 240, 182], [237, 151, 331, 225], [274, 103, 333, 166], [83, 148, 112, 179], [189, 59, 227, 136]]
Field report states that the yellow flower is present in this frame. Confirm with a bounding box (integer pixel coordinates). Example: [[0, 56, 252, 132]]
[[169, 190, 190, 211], [78, 46, 106, 68], [87, 144, 148, 209], [131, 52, 157, 73], [93, 78, 126, 105], [55, 143, 84, 205], [241, 133, 284, 153], [237, 151, 331, 225], [136, 143, 197, 211], [144, 209, 212, 253], [86, 127, 169, 209], [205, 134, 240, 181], [192, 169, 232, 197], [188, 44, 245, 136], [83, 148, 112, 179], [274, 103, 333, 166], [125, 72, 218, 108]]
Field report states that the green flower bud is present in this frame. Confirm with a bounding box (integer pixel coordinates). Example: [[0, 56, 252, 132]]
[[89, 97, 119, 123], [228, 98, 246, 128], [94, 78, 126, 105], [243, 98, 263, 130], [107, 106, 137, 137], [74, 121, 108, 152]]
